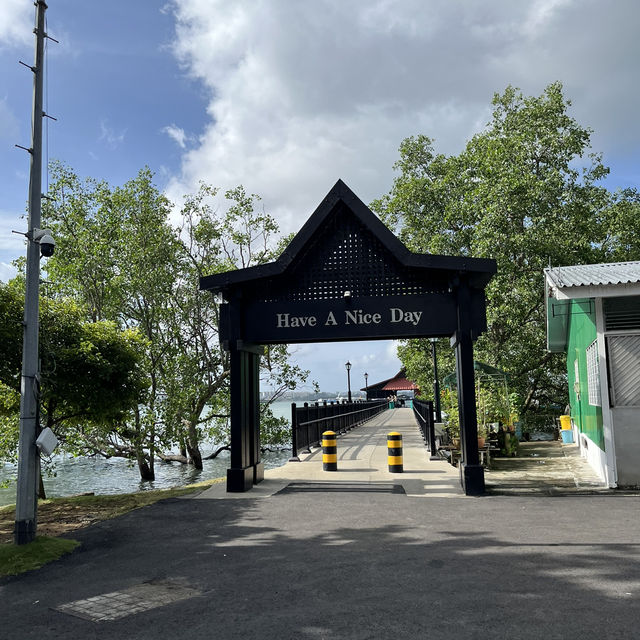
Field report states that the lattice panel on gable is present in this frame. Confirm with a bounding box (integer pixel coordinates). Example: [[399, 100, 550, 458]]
[[257, 203, 449, 302]]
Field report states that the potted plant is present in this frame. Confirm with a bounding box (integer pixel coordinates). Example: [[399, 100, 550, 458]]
[[477, 422, 489, 448], [441, 388, 460, 447]]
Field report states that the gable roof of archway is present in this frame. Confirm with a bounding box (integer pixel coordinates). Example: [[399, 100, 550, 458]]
[[200, 179, 496, 300]]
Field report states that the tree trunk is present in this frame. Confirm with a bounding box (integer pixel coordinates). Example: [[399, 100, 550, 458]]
[[38, 470, 46, 500], [187, 418, 203, 470], [158, 453, 189, 464], [137, 453, 155, 481], [187, 443, 203, 470], [203, 445, 230, 460], [133, 406, 154, 480]]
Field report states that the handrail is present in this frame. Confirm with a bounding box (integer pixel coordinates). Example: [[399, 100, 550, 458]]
[[412, 399, 438, 458], [298, 404, 384, 427], [290, 400, 388, 459]]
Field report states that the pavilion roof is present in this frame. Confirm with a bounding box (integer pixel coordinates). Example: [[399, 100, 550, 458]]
[[361, 369, 419, 392]]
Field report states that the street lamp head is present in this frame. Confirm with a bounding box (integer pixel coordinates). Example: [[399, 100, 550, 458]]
[[345, 361, 352, 371], [429, 337, 438, 344]]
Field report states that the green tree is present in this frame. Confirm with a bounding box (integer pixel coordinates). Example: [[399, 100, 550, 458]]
[[373, 83, 612, 415], [42, 167, 310, 479], [159, 184, 310, 468], [601, 188, 640, 262], [0, 280, 148, 468], [43, 166, 180, 478]]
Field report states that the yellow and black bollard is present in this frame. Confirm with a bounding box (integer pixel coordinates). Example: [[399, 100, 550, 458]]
[[322, 430, 338, 471], [387, 432, 403, 473]]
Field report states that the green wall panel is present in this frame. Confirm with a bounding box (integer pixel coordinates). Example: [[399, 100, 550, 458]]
[[566, 299, 604, 450]]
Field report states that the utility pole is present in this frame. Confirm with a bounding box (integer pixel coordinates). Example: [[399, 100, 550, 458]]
[[14, 1, 48, 545]]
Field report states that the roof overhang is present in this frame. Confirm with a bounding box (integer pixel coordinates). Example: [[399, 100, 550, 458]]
[[544, 262, 640, 301]]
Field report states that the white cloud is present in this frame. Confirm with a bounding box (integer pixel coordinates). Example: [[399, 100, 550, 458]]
[[162, 124, 189, 148], [0, 0, 32, 49], [0, 261, 17, 283], [0, 211, 26, 252], [0, 211, 24, 283], [166, 0, 640, 234], [99, 120, 127, 149], [283, 340, 401, 392]]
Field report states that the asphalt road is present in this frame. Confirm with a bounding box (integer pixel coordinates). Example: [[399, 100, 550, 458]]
[[2, 488, 640, 639]]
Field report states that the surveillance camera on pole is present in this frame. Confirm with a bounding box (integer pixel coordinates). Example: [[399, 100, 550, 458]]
[[32, 228, 55, 257]]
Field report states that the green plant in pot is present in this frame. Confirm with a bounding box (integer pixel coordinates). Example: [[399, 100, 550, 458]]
[[441, 388, 460, 446]]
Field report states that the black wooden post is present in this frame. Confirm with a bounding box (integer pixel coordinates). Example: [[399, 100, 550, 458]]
[[303, 402, 311, 453], [227, 343, 263, 492], [453, 281, 484, 496], [289, 402, 300, 461], [426, 400, 439, 460], [249, 349, 264, 484], [430, 339, 442, 423]]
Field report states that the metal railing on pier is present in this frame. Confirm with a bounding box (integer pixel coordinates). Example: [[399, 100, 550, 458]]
[[290, 400, 388, 459], [412, 399, 437, 457]]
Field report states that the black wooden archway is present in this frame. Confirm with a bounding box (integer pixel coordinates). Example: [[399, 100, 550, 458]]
[[200, 180, 497, 495]]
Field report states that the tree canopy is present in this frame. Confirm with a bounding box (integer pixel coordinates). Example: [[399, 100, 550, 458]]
[[26, 164, 310, 479], [373, 82, 638, 419], [0, 279, 147, 464]]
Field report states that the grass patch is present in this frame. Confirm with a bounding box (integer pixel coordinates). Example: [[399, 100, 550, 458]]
[[0, 477, 223, 547], [0, 477, 223, 577], [0, 536, 81, 577]]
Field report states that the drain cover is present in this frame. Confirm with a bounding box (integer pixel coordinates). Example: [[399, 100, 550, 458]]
[[278, 482, 405, 494], [55, 579, 201, 622]]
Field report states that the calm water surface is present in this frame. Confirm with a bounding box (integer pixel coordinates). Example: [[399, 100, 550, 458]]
[[0, 400, 295, 507]]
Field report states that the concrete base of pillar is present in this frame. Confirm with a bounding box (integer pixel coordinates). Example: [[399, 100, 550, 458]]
[[460, 462, 485, 496], [227, 466, 254, 492]]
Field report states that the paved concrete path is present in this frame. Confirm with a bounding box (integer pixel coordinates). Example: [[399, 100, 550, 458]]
[[486, 439, 607, 495], [3, 408, 639, 639], [198, 408, 463, 500]]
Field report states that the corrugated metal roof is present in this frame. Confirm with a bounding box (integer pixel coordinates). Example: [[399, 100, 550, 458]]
[[382, 378, 419, 391], [545, 261, 640, 289]]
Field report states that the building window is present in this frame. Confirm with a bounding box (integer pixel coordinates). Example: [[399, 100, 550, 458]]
[[586, 340, 601, 406], [604, 296, 640, 331], [607, 334, 640, 407]]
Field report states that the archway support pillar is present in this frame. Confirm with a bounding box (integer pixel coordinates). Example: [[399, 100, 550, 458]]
[[227, 342, 264, 492], [452, 281, 485, 496]]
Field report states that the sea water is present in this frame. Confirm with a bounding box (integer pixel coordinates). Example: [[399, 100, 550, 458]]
[[0, 400, 296, 507]]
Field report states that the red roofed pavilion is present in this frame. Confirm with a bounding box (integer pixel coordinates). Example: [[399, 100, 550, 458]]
[[361, 369, 419, 400]]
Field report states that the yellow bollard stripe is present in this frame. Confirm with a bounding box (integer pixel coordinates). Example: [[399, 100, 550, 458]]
[[387, 441, 403, 448], [387, 455, 404, 465], [323, 453, 337, 463]]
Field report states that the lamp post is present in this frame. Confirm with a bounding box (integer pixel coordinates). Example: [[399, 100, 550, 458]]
[[364, 372, 369, 401], [429, 338, 442, 423], [345, 361, 352, 403]]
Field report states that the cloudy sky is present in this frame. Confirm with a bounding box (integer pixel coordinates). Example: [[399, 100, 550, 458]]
[[1, 0, 639, 392]]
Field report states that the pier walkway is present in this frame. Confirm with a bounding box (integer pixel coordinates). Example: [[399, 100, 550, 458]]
[[198, 407, 463, 500], [197, 406, 607, 500]]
